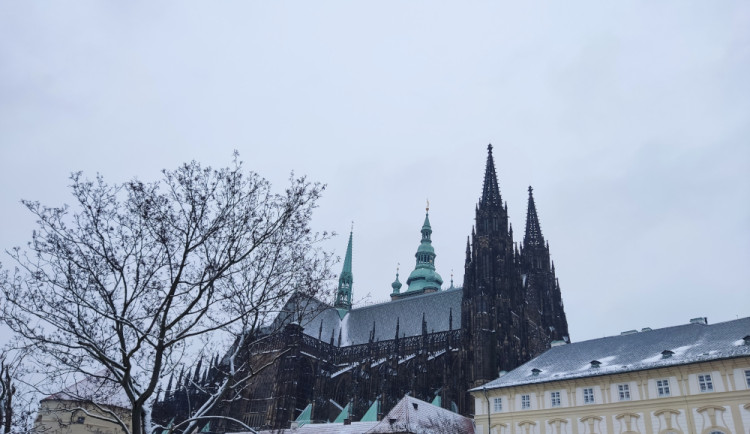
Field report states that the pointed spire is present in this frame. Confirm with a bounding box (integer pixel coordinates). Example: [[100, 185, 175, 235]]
[[449, 308, 453, 330], [422, 313, 427, 335], [192, 357, 203, 384], [524, 186, 545, 247], [465, 236, 471, 265], [395, 317, 400, 340], [405, 207, 443, 293], [335, 228, 354, 311], [165, 372, 174, 399], [481, 144, 502, 207]]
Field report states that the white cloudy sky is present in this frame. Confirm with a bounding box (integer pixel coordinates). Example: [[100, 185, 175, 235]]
[[1, 2, 748, 344]]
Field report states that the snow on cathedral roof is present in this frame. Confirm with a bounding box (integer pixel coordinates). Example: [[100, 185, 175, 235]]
[[472, 316, 750, 392], [250, 395, 474, 434], [282, 287, 462, 347]]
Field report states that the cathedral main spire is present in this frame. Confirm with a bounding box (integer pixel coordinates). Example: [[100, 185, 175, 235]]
[[400, 203, 443, 297], [334, 229, 353, 314], [481, 144, 502, 207], [523, 186, 545, 248]]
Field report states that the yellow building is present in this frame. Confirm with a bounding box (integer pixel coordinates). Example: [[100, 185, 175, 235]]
[[35, 375, 131, 434], [470, 317, 750, 434]]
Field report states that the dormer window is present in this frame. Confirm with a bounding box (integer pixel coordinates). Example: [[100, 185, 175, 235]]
[[590, 360, 601, 369], [531, 368, 542, 376], [743, 335, 750, 346], [661, 350, 674, 359]]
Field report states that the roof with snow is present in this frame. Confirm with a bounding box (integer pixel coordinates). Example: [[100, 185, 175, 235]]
[[366, 395, 474, 433], [472, 317, 750, 392], [256, 421, 380, 433], [250, 395, 474, 434], [42, 373, 130, 409], [298, 287, 462, 346]]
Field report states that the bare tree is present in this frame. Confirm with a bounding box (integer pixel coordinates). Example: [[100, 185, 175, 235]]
[[0, 357, 14, 434], [0, 154, 333, 434]]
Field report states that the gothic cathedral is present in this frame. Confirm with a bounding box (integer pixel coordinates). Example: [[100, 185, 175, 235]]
[[154, 145, 570, 431]]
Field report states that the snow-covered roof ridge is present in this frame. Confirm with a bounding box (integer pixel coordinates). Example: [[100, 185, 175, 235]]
[[43, 372, 131, 410], [473, 316, 750, 392], [366, 395, 474, 433]]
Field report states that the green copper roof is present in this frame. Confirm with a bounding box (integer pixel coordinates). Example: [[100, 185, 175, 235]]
[[406, 211, 443, 294], [360, 399, 379, 422], [431, 395, 441, 407], [294, 404, 312, 427], [334, 231, 353, 311], [333, 403, 351, 423]]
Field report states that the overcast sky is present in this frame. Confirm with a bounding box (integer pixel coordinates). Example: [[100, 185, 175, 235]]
[[1, 2, 748, 345]]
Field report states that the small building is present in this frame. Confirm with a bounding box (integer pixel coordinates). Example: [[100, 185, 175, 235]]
[[470, 317, 750, 434], [35, 374, 131, 434], [250, 395, 475, 433]]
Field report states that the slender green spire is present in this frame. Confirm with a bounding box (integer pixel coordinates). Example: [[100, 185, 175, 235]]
[[334, 229, 353, 312]]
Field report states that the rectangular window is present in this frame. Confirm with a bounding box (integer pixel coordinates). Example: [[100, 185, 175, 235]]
[[618, 384, 630, 401], [745, 370, 750, 388], [550, 391, 561, 407], [583, 387, 595, 404], [521, 394, 530, 409], [657, 379, 671, 397], [698, 374, 713, 392], [493, 397, 502, 412]]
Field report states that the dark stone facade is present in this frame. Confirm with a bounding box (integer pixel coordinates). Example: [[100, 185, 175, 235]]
[[153, 145, 570, 431]]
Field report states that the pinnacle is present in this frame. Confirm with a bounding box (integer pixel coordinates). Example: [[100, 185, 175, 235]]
[[524, 185, 544, 247], [480, 144, 502, 207]]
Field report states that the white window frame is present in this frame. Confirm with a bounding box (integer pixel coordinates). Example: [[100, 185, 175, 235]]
[[521, 394, 531, 409], [618, 383, 630, 401], [698, 373, 713, 392], [583, 387, 595, 404], [493, 397, 502, 412], [656, 378, 671, 397], [550, 391, 561, 407]]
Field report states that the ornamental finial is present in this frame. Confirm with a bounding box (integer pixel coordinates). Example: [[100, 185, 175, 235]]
[[426, 199, 430, 213]]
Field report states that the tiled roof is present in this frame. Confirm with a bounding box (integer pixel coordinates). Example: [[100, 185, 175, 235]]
[[299, 288, 462, 346], [472, 317, 750, 392], [250, 395, 475, 434], [366, 395, 474, 433], [254, 421, 380, 433]]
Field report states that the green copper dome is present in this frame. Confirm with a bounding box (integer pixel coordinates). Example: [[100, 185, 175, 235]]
[[405, 211, 443, 294], [391, 270, 402, 294]]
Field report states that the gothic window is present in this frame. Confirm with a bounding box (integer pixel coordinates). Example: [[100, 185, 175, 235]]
[[618, 384, 630, 401], [493, 397, 502, 412], [657, 379, 670, 397], [521, 394, 530, 409], [550, 391, 561, 407], [583, 387, 595, 404], [698, 374, 713, 392]]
